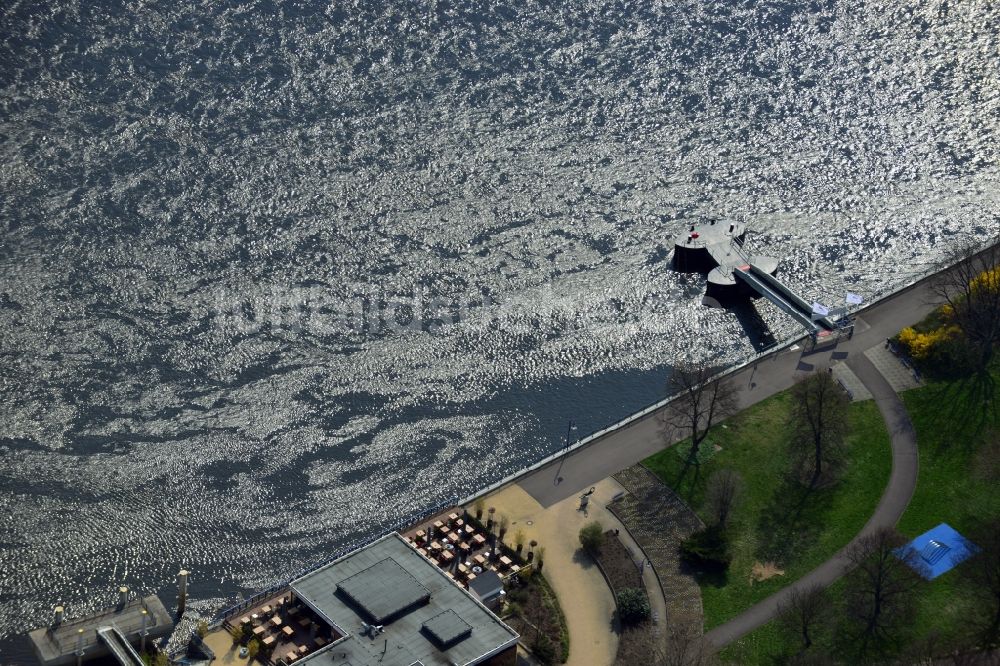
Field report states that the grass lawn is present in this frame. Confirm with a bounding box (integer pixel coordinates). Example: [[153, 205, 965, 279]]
[[643, 390, 892, 630], [893, 370, 1000, 649], [718, 573, 848, 664], [720, 363, 1000, 664]]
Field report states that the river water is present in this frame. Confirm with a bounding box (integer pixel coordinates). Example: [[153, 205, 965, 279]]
[[1, 0, 998, 659]]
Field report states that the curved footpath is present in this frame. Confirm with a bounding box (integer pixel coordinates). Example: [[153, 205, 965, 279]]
[[484, 483, 620, 666], [703, 352, 919, 647], [502, 262, 965, 656], [482, 478, 672, 665]]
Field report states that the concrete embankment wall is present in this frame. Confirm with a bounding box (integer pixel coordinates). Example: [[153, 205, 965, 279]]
[[453, 243, 988, 509], [211, 240, 998, 626]]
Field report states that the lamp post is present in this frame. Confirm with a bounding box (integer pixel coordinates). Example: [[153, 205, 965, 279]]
[[552, 420, 577, 486], [140, 609, 149, 654], [75, 629, 85, 666]]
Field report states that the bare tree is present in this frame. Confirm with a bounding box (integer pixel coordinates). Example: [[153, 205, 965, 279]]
[[931, 239, 1000, 373], [655, 622, 718, 666], [957, 518, 1000, 645], [662, 360, 738, 472], [789, 371, 850, 488], [778, 584, 829, 652], [704, 469, 743, 528], [843, 527, 925, 657]]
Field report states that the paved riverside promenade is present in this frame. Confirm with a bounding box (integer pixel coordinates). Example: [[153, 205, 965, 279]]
[[517, 273, 938, 509], [483, 481, 622, 666]]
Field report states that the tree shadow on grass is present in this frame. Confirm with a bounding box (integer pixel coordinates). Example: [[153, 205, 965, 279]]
[[679, 557, 730, 589], [909, 342, 1000, 448], [672, 459, 706, 503], [754, 475, 835, 567], [917, 369, 999, 453], [671, 439, 719, 504]]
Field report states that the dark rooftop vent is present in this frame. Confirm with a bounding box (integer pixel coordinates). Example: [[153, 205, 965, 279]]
[[421, 609, 473, 649], [336, 558, 430, 624]]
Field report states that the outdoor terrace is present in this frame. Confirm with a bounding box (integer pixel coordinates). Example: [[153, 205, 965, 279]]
[[224, 592, 338, 665], [399, 510, 528, 591]]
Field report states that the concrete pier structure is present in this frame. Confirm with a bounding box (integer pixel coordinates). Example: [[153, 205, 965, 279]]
[[672, 219, 781, 303], [176, 569, 189, 618], [28, 595, 173, 666], [672, 219, 749, 273], [673, 220, 846, 337]]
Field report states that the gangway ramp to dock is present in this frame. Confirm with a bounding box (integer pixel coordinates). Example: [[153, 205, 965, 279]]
[[97, 625, 145, 666], [28, 594, 173, 666], [672, 219, 853, 341], [733, 262, 836, 333]]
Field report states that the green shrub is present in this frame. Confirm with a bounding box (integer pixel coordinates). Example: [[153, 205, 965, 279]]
[[141, 654, 168, 666], [531, 636, 556, 664], [616, 587, 651, 626], [578, 521, 605, 552], [679, 525, 732, 572]]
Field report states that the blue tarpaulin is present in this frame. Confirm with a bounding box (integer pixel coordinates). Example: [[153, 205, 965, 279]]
[[895, 523, 978, 580]]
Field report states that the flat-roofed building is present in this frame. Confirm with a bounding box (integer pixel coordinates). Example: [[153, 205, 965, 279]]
[[288, 532, 518, 666]]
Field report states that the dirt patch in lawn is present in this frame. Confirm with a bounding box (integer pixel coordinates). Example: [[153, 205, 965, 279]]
[[749, 561, 785, 584]]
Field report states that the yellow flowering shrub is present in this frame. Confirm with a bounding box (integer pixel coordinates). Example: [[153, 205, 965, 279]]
[[971, 266, 1000, 295], [898, 324, 960, 360]]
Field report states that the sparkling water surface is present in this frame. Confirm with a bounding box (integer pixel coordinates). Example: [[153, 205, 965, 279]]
[[2, 0, 999, 658]]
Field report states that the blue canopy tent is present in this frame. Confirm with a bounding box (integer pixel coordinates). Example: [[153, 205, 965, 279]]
[[895, 523, 978, 580]]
